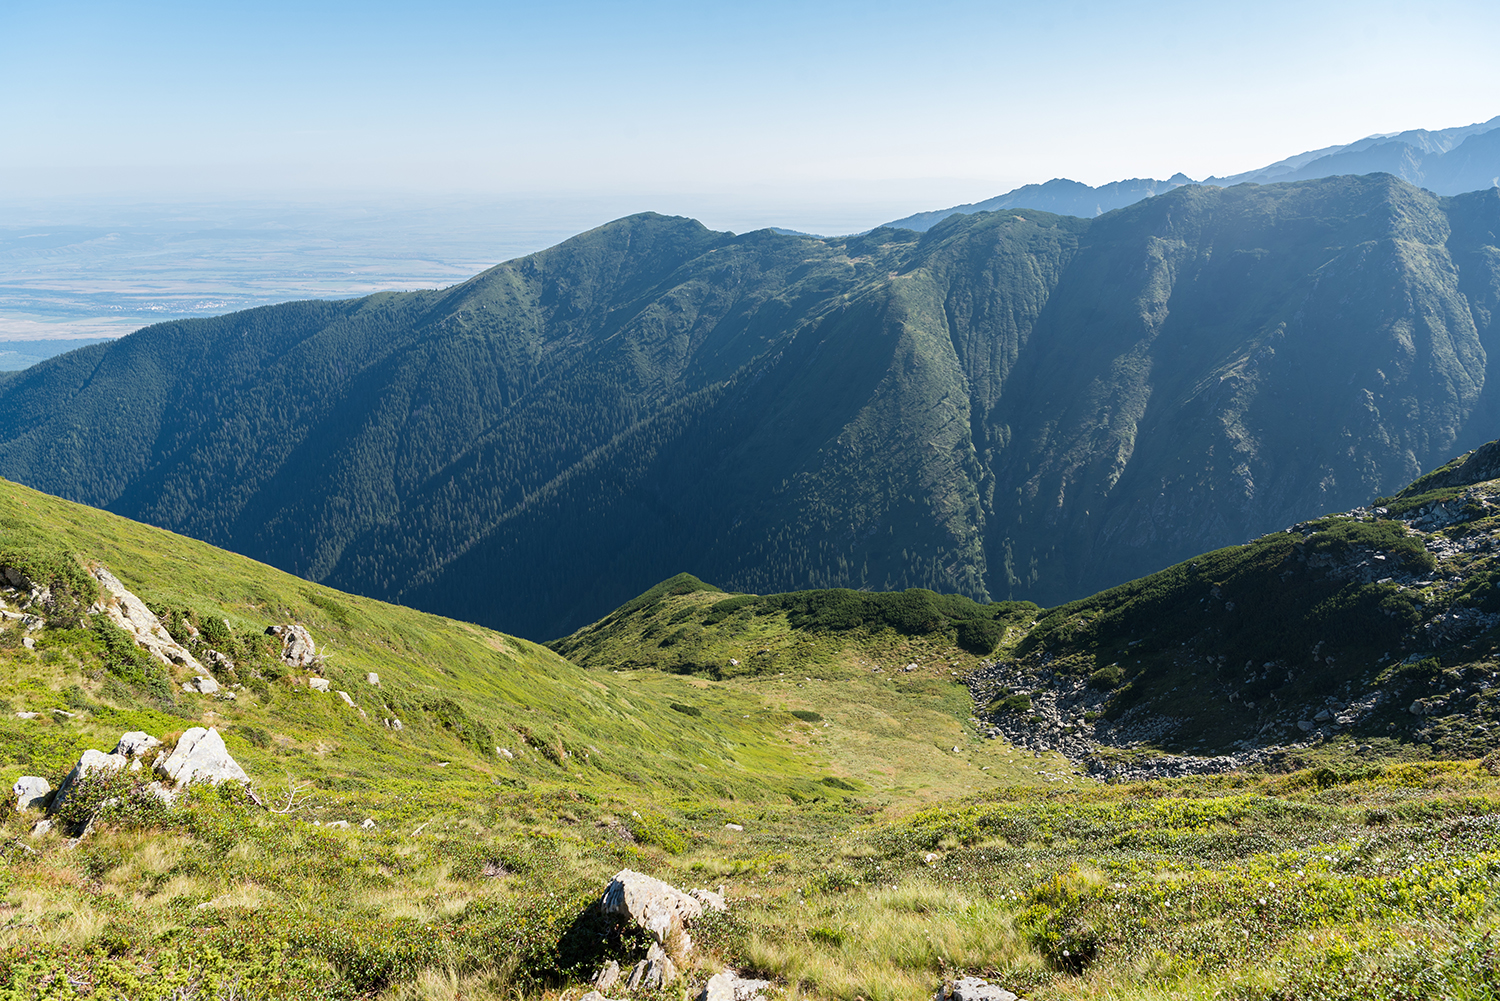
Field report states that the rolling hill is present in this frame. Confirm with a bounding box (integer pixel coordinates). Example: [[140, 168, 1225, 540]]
[[1, 174, 1498, 640]]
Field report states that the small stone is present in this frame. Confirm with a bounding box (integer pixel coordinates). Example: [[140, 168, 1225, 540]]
[[724, 822, 744, 831], [366, 672, 380, 686], [940, 976, 1020, 1001], [309, 678, 330, 692], [1297, 720, 1315, 732], [14, 712, 39, 720], [325, 820, 350, 829], [336, 691, 356, 708], [360, 818, 376, 829], [594, 959, 622, 990], [689, 887, 728, 911], [498, 747, 513, 758], [699, 970, 773, 1001], [115, 732, 162, 757], [192, 675, 220, 694], [21, 637, 34, 650], [30, 819, 53, 837]]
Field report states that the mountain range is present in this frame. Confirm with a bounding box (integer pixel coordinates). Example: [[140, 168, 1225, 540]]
[[1, 173, 1498, 640], [886, 115, 1500, 230]]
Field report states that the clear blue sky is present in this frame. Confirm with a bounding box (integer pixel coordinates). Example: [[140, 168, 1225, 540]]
[[3, 0, 1498, 232]]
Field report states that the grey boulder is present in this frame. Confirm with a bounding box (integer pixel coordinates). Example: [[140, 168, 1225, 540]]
[[157, 727, 250, 788], [937, 977, 1021, 1001], [11, 776, 51, 811], [267, 624, 318, 668], [51, 749, 128, 814], [601, 868, 705, 958]]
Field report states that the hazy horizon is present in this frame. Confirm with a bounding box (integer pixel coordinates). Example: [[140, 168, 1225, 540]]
[[4, 0, 1498, 344]]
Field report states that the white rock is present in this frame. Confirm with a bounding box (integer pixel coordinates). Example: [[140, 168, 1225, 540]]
[[360, 818, 376, 829], [724, 822, 744, 831], [309, 678, 330, 692], [266, 624, 318, 668], [366, 672, 380, 686], [689, 887, 728, 912], [192, 675, 220, 694], [699, 970, 773, 1001], [326, 820, 350, 829], [14, 712, 39, 720], [12, 776, 51, 811], [30, 819, 53, 837], [336, 690, 356, 708], [114, 731, 162, 757], [157, 727, 250, 789], [938, 976, 1019, 1001], [601, 869, 705, 958], [51, 748, 128, 813], [90, 566, 206, 674], [626, 942, 676, 989], [498, 747, 513, 759], [21, 637, 34, 651], [594, 959, 622, 991], [924, 852, 940, 864], [391, 718, 403, 731]]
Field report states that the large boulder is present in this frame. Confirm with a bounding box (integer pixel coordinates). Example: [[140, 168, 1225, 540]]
[[90, 566, 206, 675], [11, 776, 51, 811], [157, 727, 249, 788], [267, 624, 318, 668], [50, 748, 128, 814], [600, 869, 705, 958]]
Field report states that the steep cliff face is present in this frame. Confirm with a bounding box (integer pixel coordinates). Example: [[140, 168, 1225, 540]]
[[2, 177, 1498, 639]]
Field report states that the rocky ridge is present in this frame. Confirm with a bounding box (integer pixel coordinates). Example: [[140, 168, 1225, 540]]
[[964, 450, 1500, 779]]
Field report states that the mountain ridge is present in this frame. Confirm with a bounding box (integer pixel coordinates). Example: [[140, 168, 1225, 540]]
[[885, 115, 1500, 231], [2, 175, 1498, 640]]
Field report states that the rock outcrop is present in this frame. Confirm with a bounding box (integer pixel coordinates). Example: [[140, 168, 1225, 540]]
[[50, 748, 127, 814], [90, 566, 206, 675], [600, 869, 709, 958], [267, 624, 319, 669], [594, 869, 730, 989], [157, 727, 250, 788]]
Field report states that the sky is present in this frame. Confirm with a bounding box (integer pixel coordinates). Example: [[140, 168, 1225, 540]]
[[3, 0, 1500, 233]]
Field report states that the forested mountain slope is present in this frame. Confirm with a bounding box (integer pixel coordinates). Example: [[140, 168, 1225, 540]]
[[1, 175, 1498, 639]]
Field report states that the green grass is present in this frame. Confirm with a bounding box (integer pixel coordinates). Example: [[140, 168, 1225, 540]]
[[7, 475, 1500, 998]]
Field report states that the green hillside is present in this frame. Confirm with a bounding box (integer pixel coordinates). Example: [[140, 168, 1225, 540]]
[[7, 463, 1500, 997], [2, 176, 1497, 640]]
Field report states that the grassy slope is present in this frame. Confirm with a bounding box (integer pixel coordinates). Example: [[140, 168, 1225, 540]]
[[6, 467, 1500, 998]]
